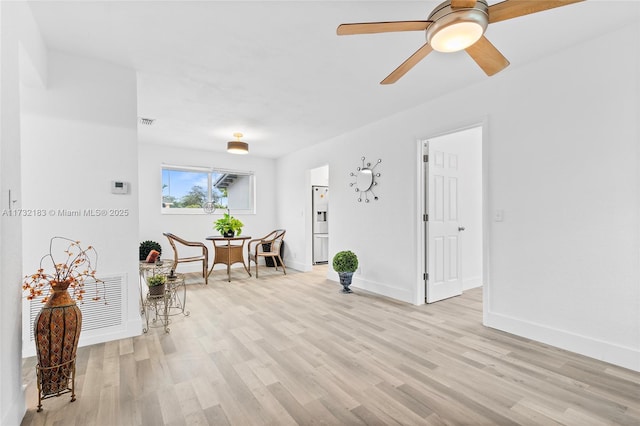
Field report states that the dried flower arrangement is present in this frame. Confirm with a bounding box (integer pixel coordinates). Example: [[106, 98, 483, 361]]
[[22, 236, 105, 304]]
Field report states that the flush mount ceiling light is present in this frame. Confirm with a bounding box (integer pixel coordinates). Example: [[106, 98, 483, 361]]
[[227, 132, 249, 155], [337, 0, 585, 84]]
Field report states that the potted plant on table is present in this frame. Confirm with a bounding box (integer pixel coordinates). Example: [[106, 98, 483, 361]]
[[214, 211, 244, 237], [147, 274, 167, 297], [332, 250, 358, 293]]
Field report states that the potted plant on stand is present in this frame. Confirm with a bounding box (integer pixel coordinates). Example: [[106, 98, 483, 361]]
[[214, 211, 244, 237], [332, 250, 358, 293], [139, 240, 162, 261], [147, 274, 167, 297]]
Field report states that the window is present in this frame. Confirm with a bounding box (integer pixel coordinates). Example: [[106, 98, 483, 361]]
[[162, 165, 255, 214]]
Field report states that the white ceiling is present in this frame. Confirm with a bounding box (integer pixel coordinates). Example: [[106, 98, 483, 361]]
[[26, 1, 637, 158]]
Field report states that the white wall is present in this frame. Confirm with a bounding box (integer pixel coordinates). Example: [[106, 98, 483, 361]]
[[276, 21, 640, 371], [20, 50, 140, 356], [278, 146, 330, 271], [228, 174, 251, 210], [138, 143, 278, 273], [1, 4, 25, 425], [0, 2, 47, 423], [481, 22, 639, 371], [310, 165, 329, 186], [279, 125, 419, 300]]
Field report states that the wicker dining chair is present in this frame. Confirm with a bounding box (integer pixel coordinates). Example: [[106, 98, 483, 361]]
[[247, 229, 287, 278], [163, 232, 209, 285]]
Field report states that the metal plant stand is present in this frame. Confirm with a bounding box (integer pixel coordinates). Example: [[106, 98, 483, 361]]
[[166, 273, 190, 317], [138, 260, 172, 315], [139, 268, 190, 333], [143, 291, 170, 333], [35, 358, 76, 412]]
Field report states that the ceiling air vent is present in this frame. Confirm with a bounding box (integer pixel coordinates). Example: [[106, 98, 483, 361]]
[[138, 117, 155, 126]]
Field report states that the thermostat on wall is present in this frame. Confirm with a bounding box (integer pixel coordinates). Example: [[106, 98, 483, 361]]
[[111, 180, 129, 194]]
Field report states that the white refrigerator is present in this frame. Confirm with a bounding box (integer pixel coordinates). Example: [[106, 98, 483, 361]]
[[312, 186, 329, 264]]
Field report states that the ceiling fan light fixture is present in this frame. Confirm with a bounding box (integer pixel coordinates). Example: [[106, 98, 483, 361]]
[[227, 132, 249, 155], [429, 21, 484, 52], [337, 0, 584, 83], [426, 0, 489, 53]]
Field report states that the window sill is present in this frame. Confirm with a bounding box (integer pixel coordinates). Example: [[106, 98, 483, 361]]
[[161, 208, 255, 215]]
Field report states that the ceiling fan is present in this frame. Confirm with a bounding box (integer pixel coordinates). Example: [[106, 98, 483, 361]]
[[337, 0, 584, 84]]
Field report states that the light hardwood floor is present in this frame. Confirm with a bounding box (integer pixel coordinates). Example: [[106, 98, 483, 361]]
[[22, 266, 640, 425]]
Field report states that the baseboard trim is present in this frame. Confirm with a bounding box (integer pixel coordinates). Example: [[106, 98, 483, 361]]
[[22, 318, 143, 359], [283, 258, 310, 272], [78, 318, 143, 348], [485, 311, 640, 372], [329, 272, 414, 304], [463, 276, 482, 291]]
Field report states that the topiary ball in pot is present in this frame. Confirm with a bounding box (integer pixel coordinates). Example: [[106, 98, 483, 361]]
[[139, 240, 162, 261], [332, 250, 358, 293]]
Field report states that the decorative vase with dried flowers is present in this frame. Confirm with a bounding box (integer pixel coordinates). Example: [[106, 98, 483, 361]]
[[23, 237, 105, 412]]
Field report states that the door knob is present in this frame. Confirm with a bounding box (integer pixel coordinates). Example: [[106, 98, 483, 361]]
[[458, 226, 466, 232]]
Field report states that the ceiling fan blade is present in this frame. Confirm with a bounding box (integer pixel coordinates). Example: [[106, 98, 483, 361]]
[[451, 0, 477, 8], [337, 21, 431, 35], [381, 43, 434, 85], [465, 36, 510, 76], [489, 0, 585, 24]]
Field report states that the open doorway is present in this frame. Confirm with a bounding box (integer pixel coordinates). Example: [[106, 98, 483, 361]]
[[421, 126, 483, 303], [310, 165, 329, 266]]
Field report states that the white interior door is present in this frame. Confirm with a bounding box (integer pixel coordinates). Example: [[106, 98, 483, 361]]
[[426, 140, 463, 303]]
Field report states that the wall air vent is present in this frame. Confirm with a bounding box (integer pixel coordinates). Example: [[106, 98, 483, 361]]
[[28, 275, 124, 341], [138, 117, 155, 126]]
